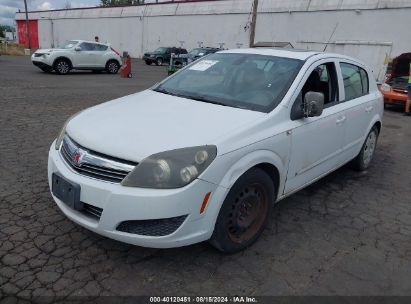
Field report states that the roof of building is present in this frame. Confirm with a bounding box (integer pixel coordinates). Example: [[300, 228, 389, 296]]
[[15, 0, 411, 20]]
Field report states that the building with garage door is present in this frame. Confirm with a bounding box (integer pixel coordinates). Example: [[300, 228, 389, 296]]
[[15, 0, 411, 82]]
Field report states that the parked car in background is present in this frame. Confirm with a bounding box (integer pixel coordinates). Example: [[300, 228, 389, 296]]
[[186, 47, 220, 62], [31, 40, 122, 75], [49, 49, 383, 253], [143, 47, 188, 66], [168, 47, 221, 75], [380, 53, 411, 109]]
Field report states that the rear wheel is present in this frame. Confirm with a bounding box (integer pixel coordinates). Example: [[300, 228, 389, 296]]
[[210, 168, 274, 253], [106, 60, 120, 74], [351, 126, 379, 171], [54, 59, 71, 75]]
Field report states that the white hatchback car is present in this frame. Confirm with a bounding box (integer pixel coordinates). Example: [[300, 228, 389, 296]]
[[31, 40, 122, 75], [48, 48, 383, 253]]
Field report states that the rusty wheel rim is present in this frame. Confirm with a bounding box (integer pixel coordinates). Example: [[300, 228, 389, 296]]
[[227, 183, 269, 244]]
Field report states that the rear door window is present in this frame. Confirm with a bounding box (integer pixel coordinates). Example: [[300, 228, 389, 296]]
[[79, 42, 95, 51], [340, 63, 369, 100], [95, 44, 108, 51]]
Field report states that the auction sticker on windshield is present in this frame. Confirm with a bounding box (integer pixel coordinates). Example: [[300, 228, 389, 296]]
[[189, 60, 219, 71]]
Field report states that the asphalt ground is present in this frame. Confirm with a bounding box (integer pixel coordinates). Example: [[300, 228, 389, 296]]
[[0, 55, 410, 300]]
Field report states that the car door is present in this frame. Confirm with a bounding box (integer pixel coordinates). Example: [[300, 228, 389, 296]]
[[75, 42, 100, 68], [284, 60, 348, 194], [337, 61, 376, 160], [94, 43, 109, 68]]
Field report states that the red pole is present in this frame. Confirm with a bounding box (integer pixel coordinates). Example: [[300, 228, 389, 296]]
[[23, 0, 31, 49]]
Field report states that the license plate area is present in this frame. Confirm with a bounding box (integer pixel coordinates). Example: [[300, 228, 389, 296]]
[[52, 173, 83, 211]]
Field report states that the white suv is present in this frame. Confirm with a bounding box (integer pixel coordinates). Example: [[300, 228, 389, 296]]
[[48, 49, 383, 253], [31, 40, 122, 75]]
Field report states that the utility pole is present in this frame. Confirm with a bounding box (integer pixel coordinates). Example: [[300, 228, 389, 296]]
[[23, 0, 31, 49], [249, 0, 258, 47]]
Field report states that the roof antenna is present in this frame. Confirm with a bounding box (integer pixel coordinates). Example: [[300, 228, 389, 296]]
[[323, 22, 339, 52]]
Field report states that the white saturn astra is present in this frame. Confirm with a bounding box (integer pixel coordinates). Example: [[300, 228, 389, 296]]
[[31, 40, 122, 75], [48, 48, 383, 253]]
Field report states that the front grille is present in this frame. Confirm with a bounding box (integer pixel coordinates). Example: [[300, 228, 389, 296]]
[[116, 215, 188, 237], [82, 203, 103, 220], [393, 89, 408, 94], [34, 53, 43, 57], [60, 135, 136, 183]]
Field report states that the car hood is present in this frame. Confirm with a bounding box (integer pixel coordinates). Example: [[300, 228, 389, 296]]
[[66, 90, 265, 162], [35, 48, 66, 54]]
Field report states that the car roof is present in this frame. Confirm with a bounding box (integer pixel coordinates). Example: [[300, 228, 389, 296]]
[[72, 39, 109, 46], [219, 48, 320, 60], [218, 48, 367, 66]]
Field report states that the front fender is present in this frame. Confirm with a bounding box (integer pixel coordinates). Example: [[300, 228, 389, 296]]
[[217, 149, 285, 191]]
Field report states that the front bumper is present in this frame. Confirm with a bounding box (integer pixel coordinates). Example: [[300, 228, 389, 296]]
[[48, 143, 227, 248], [381, 89, 408, 105], [31, 54, 53, 69]]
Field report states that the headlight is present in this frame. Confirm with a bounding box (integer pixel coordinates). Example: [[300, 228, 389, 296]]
[[54, 111, 83, 150], [380, 83, 391, 92], [121, 146, 217, 189]]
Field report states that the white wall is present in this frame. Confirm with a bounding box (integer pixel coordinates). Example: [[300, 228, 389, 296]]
[[15, 0, 411, 81]]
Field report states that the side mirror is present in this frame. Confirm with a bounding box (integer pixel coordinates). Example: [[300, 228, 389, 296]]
[[303, 91, 324, 117], [74, 46, 81, 51]]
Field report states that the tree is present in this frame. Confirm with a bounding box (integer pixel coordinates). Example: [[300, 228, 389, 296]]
[[0, 25, 14, 38], [100, 0, 145, 6], [64, 1, 72, 9]]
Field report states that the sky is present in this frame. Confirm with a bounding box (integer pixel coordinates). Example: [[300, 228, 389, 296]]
[[0, 0, 175, 26], [0, 0, 101, 26]]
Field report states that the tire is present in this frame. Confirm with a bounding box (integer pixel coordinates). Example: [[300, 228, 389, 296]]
[[155, 57, 163, 66], [106, 60, 120, 74], [210, 168, 275, 253], [145, 60, 152, 65], [40, 66, 53, 73], [54, 59, 71, 75], [351, 126, 379, 171]]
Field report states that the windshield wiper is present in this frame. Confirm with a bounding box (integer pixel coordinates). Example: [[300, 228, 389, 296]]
[[154, 88, 237, 109], [184, 94, 230, 107], [153, 87, 177, 96]]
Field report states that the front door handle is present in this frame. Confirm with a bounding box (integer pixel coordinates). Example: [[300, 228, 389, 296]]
[[336, 116, 346, 125], [365, 106, 374, 113]]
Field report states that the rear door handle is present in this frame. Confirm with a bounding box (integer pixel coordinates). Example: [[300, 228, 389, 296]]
[[365, 106, 374, 113], [336, 116, 346, 125]]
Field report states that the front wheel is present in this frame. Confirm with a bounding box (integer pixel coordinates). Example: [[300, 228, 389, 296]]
[[106, 60, 120, 74], [351, 126, 379, 171], [210, 168, 274, 253], [54, 59, 71, 75], [145, 60, 152, 65]]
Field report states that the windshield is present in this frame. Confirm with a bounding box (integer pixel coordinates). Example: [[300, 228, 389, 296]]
[[389, 76, 409, 88], [154, 47, 168, 54], [153, 53, 303, 112], [59, 40, 78, 49]]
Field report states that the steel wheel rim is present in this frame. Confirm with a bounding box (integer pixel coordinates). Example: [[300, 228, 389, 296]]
[[57, 61, 69, 73], [363, 131, 377, 166], [108, 63, 118, 73], [227, 183, 269, 244]]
